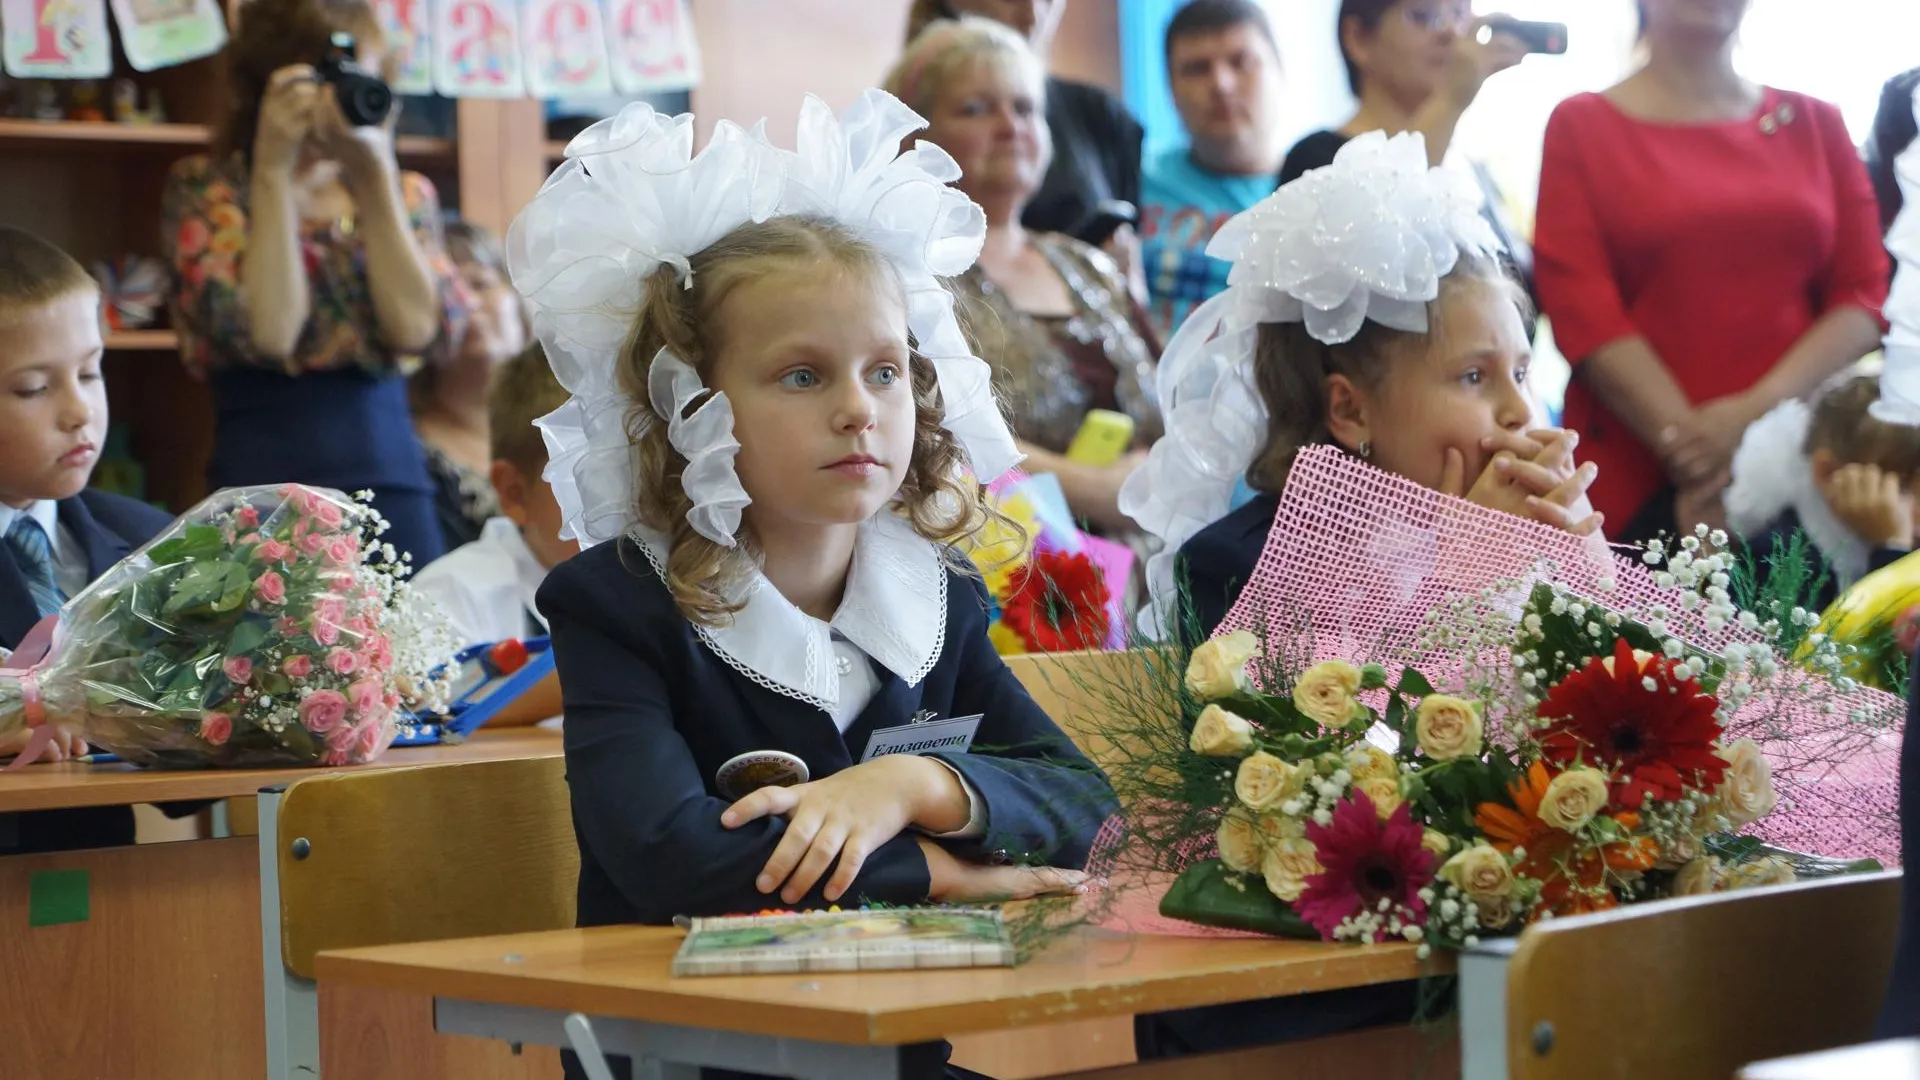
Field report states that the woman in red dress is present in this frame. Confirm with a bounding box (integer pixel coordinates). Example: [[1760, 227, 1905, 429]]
[[1534, 0, 1888, 540]]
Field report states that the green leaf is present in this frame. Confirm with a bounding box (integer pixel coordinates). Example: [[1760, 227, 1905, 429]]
[[1157, 859, 1319, 939], [162, 562, 231, 616], [227, 617, 270, 659], [213, 563, 254, 614], [1395, 667, 1435, 698], [1212, 691, 1315, 738], [148, 524, 225, 567], [1385, 694, 1407, 741]]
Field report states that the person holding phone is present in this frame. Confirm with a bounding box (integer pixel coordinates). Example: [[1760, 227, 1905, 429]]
[[161, 0, 471, 567], [1278, 1, 1538, 302], [886, 17, 1162, 534], [1534, 0, 1887, 545]]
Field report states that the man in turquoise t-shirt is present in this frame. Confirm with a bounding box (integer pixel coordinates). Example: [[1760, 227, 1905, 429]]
[[1140, 0, 1287, 340]]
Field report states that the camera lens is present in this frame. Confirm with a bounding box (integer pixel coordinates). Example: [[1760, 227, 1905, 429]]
[[346, 81, 394, 127]]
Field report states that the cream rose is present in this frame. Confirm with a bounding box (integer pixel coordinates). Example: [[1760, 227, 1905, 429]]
[[1440, 843, 1515, 902], [1189, 704, 1256, 757], [1539, 768, 1610, 832], [1356, 776, 1404, 820], [1472, 892, 1521, 930], [1421, 829, 1454, 860], [1215, 808, 1264, 874], [1723, 856, 1796, 891], [1293, 660, 1365, 730], [1673, 856, 1720, 897], [1714, 738, 1778, 827], [1346, 744, 1397, 783], [1186, 630, 1260, 701], [1261, 837, 1323, 903], [1235, 752, 1306, 812], [1414, 695, 1484, 761]]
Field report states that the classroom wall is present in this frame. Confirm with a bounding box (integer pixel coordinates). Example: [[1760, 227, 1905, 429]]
[[688, 0, 1124, 144]]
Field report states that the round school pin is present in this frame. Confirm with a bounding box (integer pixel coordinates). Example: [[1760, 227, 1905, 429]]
[[716, 751, 810, 800]]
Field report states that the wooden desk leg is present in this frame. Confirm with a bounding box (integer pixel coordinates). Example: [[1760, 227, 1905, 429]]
[[258, 786, 321, 1080]]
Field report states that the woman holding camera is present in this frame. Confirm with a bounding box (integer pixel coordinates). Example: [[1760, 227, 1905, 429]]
[[162, 0, 469, 565]]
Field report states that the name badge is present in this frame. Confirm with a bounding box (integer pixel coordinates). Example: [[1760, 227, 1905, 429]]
[[859, 714, 982, 763]]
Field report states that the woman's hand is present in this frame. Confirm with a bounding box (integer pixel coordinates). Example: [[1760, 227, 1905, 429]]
[[1442, 17, 1529, 112], [1104, 224, 1149, 310], [722, 755, 967, 905], [917, 838, 1088, 903], [253, 65, 321, 177], [1662, 393, 1761, 490], [309, 84, 398, 194], [1821, 463, 1916, 551]]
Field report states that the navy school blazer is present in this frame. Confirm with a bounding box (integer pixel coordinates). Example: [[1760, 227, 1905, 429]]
[[0, 489, 177, 854], [538, 537, 1121, 928], [1177, 492, 1280, 640]]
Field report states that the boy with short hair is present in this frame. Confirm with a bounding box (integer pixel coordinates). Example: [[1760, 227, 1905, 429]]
[[0, 226, 181, 851], [411, 342, 575, 724]]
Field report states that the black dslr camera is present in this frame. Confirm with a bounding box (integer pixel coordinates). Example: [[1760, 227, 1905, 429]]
[[316, 32, 394, 127]]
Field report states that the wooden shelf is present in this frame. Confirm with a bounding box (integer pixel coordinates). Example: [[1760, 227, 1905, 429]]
[[0, 118, 208, 148], [0, 119, 454, 163], [106, 329, 178, 351]]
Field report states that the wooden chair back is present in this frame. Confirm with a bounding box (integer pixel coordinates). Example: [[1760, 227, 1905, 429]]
[[1505, 871, 1901, 1080], [274, 756, 578, 979], [1006, 649, 1175, 771]]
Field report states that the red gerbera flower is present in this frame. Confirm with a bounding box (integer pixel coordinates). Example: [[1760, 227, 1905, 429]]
[[1536, 637, 1727, 809], [1295, 791, 1436, 942], [999, 549, 1111, 652]]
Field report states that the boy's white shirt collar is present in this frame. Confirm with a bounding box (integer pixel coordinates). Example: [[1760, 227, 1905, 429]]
[[480, 517, 552, 631], [628, 509, 948, 713], [1725, 399, 1871, 586], [0, 500, 65, 560]]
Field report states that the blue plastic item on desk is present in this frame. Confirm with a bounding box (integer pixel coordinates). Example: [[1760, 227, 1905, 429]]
[[391, 637, 556, 747]]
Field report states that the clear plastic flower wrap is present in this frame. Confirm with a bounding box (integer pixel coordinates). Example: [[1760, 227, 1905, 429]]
[[0, 485, 459, 768]]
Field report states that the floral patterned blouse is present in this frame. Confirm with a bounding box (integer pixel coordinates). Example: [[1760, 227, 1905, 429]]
[[161, 153, 471, 380], [953, 233, 1163, 455]]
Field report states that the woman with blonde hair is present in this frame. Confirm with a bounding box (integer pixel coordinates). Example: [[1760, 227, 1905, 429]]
[[904, 1, 1143, 252], [886, 17, 1160, 532]]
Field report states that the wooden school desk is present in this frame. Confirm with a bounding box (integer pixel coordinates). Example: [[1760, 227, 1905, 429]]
[[0, 728, 563, 1080], [316, 923, 1448, 1080]]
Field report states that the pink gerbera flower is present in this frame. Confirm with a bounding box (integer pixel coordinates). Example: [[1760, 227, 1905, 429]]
[[1296, 791, 1437, 942]]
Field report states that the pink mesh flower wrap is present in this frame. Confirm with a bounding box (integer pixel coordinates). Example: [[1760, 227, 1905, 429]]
[[1212, 446, 1903, 866]]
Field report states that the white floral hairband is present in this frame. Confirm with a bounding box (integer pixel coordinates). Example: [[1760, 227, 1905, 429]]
[[505, 90, 1024, 549], [1119, 131, 1501, 638]]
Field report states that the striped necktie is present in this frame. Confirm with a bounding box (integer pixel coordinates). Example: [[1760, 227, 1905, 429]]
[[5, 515, 65, 618]]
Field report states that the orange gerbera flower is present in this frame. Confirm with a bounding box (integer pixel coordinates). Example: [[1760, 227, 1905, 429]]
[[1474, 761, 1660, 917]]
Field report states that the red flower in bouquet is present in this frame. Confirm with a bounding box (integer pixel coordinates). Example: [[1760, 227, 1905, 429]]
[[999, 549, 1111, 653], [1476, 761, 1660, 917], [1295, 791, 1436, 942], [1535, 638, 1726, 809]]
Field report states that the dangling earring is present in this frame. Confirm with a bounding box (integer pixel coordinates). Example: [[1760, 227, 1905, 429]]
[[1357, 440, 1372, 460]]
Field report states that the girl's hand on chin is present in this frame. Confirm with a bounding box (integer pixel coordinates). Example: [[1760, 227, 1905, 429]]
[[1440, 435, 1604, 536]]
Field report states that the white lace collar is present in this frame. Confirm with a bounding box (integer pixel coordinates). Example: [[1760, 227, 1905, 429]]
[[629, 510, 949, 711], [1724, 399, 1870, 586]]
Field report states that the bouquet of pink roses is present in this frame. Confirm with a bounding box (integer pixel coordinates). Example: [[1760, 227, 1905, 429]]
[[0, 485, 457, 768]]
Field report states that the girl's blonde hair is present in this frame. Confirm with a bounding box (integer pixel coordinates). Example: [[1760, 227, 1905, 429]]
[[884, 14, 1047, 120], [622, 215, 1004, 626], [1246, 251, 1530, 495]]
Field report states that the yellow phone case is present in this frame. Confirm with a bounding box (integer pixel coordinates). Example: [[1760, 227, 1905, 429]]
[[1066, 409, 1135, 467]]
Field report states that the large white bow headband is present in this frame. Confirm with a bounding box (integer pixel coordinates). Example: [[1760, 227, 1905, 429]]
[[506, 90, 1024, 549], [1119, 131, 1500, 638]]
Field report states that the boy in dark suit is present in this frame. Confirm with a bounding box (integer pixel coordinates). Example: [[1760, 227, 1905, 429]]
[[0, 226, 179, 852]]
